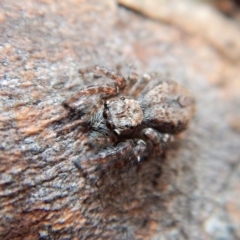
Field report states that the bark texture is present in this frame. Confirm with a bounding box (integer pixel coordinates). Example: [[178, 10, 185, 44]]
[[0, 0, 240, 239]]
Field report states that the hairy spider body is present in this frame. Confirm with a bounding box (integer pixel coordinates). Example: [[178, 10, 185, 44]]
[[63, 66, 195, 177]]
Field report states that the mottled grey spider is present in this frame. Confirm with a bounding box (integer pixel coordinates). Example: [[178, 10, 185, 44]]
[[63, 65, 195, 176]]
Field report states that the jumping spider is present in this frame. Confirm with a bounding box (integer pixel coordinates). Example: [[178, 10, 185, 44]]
[[63, 65, 195, 176]]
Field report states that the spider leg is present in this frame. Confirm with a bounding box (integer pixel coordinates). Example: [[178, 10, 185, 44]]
[[141, 128, 173, 156], [63, 84, 119, 108], [57, 119, 86, 135], [128, 73, 152, 97], [132, 139, 147, 162], [121, 65, 139, 95], [79, 65, 126, 90], [73, 139, 135, 175], [64, 65, 128, 108], [73, 138, 149, 178]]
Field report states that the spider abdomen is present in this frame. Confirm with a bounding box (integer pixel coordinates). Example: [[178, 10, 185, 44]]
[[139, 80, 195, 134]]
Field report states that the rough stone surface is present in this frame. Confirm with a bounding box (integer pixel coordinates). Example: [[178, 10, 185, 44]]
[[0, 0, 240, 239]]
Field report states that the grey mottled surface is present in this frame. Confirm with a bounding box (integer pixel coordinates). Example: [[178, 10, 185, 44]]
[[0, 0, 240, 239]]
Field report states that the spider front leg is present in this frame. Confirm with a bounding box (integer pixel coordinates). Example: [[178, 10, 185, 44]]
[[79, 65, 126, 90], [73, 140, 134, 176], [141, 128, 173, 156], [73, 139, 148, 178], [63, 65, 127, 108], [63, 84, 119, 108]]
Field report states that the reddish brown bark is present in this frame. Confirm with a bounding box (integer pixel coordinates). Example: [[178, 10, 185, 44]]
[[0, 1, 240, 239]]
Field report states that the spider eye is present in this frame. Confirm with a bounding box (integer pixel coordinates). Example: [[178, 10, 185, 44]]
[[104, 102, 108, 109], [121, 97, 125, 101]]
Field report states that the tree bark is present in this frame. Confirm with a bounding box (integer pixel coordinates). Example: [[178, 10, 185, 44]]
[[0, 0, 240, 239]]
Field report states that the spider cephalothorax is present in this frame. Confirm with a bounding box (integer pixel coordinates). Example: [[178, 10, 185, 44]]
[[63, 65, 195, 177], [104, 96, 143, 135]]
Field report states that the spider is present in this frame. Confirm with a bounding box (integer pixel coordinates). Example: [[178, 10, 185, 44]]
[[63, 65, 195, 177]]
